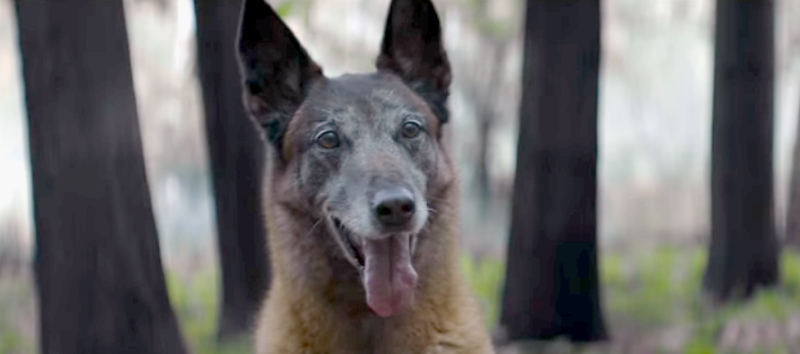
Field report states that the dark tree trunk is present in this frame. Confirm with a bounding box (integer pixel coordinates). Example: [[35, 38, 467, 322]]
[[704, 0, 779, 302], [15, 1, 188, 353], [786, 95, 800, 248], [499, 0, 607, 343], [193, 0, 270, 341]]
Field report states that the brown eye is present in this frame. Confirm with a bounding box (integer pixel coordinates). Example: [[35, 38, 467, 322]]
[[401, 122, 421, 138], [317, 131, 339, 149]]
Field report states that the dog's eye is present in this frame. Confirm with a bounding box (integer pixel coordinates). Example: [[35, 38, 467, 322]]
[[401, 122, 421, 139], [317, 131, 340, 149]]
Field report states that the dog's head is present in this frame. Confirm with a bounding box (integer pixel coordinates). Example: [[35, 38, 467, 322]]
[[237, 0, 454, 318]]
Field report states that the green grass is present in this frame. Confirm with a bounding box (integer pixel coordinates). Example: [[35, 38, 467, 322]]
[[602, 246, 706, 326], [0, 270, 36, 354], [460, 254, 506, 327], [0, 320, 32, 354], [166, 266, 251, 354]]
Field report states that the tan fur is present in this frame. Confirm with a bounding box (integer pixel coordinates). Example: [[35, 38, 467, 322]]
[[253, 142, 494, 354]]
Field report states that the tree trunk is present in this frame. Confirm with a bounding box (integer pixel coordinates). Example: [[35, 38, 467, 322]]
[[193, 0, 271, 341], [704, 0, 779, 302], [785, 95, 800, 248], [473, 41, 508, 216], [499, 0, 607, 343], [14, 1, 188, 353]]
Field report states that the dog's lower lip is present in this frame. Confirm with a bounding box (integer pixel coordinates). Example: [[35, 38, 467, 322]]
[[332, 218, 365, 268]]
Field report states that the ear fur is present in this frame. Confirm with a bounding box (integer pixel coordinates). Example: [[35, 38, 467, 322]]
[[376, 0, 452, 124], [236, 0, 323, 149]]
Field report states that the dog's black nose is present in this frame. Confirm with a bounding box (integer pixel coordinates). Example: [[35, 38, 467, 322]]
[[373, 188, 416, 228]]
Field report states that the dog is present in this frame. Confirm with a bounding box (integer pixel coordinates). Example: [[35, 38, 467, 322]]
[[236, 0, 495, 352]]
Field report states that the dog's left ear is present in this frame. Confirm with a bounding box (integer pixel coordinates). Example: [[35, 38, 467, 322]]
[[376, 0, 452, 124]]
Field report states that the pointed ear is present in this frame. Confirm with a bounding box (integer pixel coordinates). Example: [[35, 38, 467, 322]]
[[236, 0, 323, 148], [376, 0, 452, 124]]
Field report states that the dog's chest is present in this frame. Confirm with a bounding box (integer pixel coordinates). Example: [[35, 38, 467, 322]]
[[338, 316, 453, 354]]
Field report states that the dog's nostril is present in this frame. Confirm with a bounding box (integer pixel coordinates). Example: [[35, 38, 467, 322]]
[[376, 205, 393, 217], [373, 188, 416, 227]]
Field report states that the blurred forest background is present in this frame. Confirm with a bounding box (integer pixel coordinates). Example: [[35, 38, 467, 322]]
[[1, 0, 800, 352]]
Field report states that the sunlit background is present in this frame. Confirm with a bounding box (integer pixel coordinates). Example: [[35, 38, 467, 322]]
[[1, 0, 800, 352]]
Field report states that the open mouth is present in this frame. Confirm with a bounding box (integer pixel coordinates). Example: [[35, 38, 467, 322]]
[[327, 216, 419, 317], [331, 218, 365, 271]]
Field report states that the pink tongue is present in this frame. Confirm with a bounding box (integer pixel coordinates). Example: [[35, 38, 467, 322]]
[[363, 234, 418, 317]]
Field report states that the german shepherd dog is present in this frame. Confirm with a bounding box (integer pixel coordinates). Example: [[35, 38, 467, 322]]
[[236, 0, 494, 352]]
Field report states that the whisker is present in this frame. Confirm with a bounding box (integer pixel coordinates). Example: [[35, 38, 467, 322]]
[[305, 217, 325, 238]]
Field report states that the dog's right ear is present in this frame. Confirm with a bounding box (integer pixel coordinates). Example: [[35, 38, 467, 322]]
[[236, 0, 323, 149], [376, 0, 451, 125]]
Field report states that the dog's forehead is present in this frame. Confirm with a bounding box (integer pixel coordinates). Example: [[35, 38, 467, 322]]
[[308, 73, 428, 123]]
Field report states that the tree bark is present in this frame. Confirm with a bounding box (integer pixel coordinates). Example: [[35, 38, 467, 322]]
[[704, 0, 779, 302], [193, 0, 271, 341], [15, 1, 188, 353], [499, 0, 607, 343], [786, 95, 800, 248]]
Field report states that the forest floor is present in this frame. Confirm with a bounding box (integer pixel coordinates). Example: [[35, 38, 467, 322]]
[[1, 244, 800, 353], [473, 246, 800, 354]]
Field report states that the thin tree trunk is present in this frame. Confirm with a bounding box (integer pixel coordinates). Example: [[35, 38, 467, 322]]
[[476, 111, 492, 211], [499, 0, 607, 343], [193, 0, 271, 341], [785, 96, 800, 248], [15, 1, 188, 353], [704, 0, 779, 302], [474, 42, 507, 215]]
